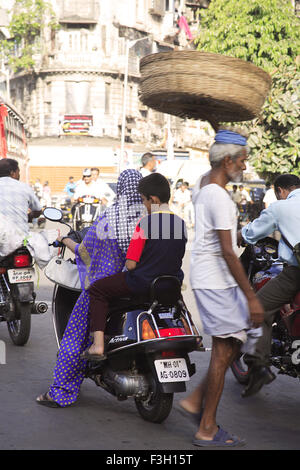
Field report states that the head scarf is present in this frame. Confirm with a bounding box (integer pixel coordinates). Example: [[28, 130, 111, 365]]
[[214, 129, 247, 146], [103, 169, 145, 254], [76, 169, 144, 289]]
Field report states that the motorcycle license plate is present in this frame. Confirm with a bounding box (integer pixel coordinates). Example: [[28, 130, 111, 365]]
[[7, 268, 35, 283], [154, 358, 189, 383], [82, 197, 94, 203]]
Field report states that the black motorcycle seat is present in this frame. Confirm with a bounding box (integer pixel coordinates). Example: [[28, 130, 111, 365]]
[[108, 276, 182, 314], [108, 295, 149, 313]]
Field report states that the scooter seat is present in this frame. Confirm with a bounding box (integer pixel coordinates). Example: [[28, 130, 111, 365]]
[[108, 295, 149, 314]]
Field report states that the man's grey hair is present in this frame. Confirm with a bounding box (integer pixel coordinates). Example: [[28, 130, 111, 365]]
[[141, 152, 154, 167], [209, 143, 249, 168]]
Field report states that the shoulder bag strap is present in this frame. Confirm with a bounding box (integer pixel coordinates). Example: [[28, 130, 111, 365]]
[[280, 233, 294, 251]]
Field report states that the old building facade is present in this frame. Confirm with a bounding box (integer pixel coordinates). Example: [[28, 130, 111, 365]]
[[0, 0, 214, 190]]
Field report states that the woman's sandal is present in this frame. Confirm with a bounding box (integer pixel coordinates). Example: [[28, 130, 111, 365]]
[[193, 426, 246, 448], [36, 392, 61, 408]]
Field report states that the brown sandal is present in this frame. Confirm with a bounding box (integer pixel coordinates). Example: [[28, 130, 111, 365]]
[[36, 392, 61, 408]]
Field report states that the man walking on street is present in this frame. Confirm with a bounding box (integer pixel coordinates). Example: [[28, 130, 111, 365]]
[[140, 152, 156, 177], [64, 176, 76, 198], [179, 128, 264, 447]]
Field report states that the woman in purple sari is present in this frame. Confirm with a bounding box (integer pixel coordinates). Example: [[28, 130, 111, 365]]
[[37, 169, 143, 407]]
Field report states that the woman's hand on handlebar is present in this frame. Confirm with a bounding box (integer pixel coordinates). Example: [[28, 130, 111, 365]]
[[49, 236, 64, 248], [56, 236, 77, 254]]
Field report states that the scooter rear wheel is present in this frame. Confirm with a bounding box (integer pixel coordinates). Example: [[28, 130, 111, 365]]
[[7, 301, 31, 346], [135, 375, 173, 423]]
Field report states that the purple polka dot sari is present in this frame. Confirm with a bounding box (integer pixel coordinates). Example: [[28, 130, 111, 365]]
[[48, 169, 143, 406]]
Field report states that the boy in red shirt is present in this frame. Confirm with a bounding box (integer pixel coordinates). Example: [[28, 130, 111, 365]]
[[82, 173, 187, 360]]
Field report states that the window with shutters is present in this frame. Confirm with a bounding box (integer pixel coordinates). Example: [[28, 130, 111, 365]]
[[59, 0, 99, 24]]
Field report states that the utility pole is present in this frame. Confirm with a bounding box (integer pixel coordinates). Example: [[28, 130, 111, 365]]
[[119, 36, 151, 174]]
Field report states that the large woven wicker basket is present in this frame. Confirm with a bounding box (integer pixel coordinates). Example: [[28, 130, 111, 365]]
[[139, 51, 272, 123]]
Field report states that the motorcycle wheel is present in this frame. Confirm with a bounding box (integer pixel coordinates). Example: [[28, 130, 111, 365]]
[[135, 375, 173, 423], [7, 301, 31, 346], [231, 354, 250, 385]]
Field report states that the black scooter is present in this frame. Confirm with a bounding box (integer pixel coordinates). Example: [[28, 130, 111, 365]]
[[44, 207, 204, 423]]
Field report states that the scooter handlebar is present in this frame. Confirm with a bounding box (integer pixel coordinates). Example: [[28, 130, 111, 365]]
[[49, 240, 63, 248]]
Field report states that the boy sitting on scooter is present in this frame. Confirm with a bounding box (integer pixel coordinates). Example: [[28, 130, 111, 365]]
[[82, 173, 187, 361]]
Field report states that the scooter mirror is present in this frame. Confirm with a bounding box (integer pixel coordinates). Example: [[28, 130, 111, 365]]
[[43, 207, 63, 222]]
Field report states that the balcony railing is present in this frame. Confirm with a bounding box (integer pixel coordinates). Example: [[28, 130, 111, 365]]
[[45, 51, 140, 75]]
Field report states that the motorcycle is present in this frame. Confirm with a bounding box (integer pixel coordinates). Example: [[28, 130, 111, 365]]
[[44, 207, 204, 423], [0, 245, 48, 345], [72, 195, 103, 231], [231, 236, 300, 384]]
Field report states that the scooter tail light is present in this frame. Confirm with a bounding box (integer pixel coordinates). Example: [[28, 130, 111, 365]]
[[159, 327, 186, 338], [0, 267, 6, 274], [14, 254, 31, 267], [141, 320, 157, 340]]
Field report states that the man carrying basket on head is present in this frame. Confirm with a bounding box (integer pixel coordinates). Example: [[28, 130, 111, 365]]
[[180, 128, 264, 447]]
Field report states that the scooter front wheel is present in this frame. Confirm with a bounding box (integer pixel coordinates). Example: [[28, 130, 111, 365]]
[[135, 375, 173, 423]]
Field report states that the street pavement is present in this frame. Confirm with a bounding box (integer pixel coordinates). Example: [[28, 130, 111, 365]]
[[0, 229, 299, 453]]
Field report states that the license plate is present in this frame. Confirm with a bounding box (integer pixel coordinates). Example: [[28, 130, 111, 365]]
[[154, 358, 190, 383], [7, 268, 35, 284]]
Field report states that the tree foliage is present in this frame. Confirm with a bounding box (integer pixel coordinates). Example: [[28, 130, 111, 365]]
[[195, 0, 300, 177], [196, 0, 300, 72], [247, 63, 300, 179], [0, 0, 59, 73]]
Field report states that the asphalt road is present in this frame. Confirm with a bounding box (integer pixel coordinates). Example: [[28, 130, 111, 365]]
[[0, 230, 299, 454]]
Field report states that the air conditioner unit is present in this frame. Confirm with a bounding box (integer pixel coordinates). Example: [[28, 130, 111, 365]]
[[149, 0, 165, 17]]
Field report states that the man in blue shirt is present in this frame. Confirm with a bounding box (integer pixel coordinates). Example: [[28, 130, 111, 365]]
[[240, 173, 300, 397], [64, 176, 76, 198]]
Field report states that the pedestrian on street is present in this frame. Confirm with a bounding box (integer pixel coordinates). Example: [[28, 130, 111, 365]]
[[173, 181, 194, 228], [263, 182, 277, 209], [140, 152, 156, 177], [64, 176, 76, 198], [179, 127, 264, 447], [238, 173, 300, 397], [238, 184, 252, 223], [42, 181, 52, 207], [231, 184, 242, 205], [33, 178, 43, 201]]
